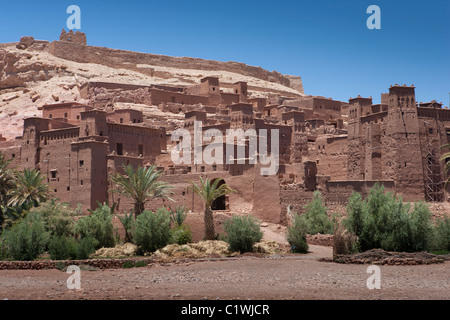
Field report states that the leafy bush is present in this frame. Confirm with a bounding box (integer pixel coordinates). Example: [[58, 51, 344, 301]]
[[302, 191, 333, 235], [286, 212, 309, 254], [29, 200, 75, 237], [432, 216, 450, 252], [224, 215, 263, 253], [344, 184, 435, 253], [48, 235, 97, 260], [122, 261, 135, 269], [4, 212, 50, 261], [409, 202, 434, 252], [48, 236, 77, 260], [74, 203, 115, 249], [134, 260, 148, 268], [0, 235, 8, 260], [133, 208, 172, 253], [170, 224, 192, 245], [75, 237, 97, 260]]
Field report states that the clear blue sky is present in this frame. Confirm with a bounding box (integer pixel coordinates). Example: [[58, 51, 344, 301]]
[[1, 0, 449, 105]]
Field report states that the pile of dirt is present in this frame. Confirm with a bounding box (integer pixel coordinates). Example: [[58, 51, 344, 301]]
[[324, 249, 447, 265], [90, 243, 138, 258]]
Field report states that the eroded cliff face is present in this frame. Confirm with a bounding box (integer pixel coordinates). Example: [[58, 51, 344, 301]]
[[47, 40, 304, 94], [0, 36, 304, 140]]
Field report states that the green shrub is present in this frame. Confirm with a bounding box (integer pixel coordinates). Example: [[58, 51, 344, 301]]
[[302, 191, 333, 235], [134, 260, 148, 268], [133, 208, 172, 254], [29, 200, 75, 237], [432, 216, 450, 252], [0, 235, 9, 260], [74, 203, 115, 249], [345, 192, 365, 236], [122, 261, 135, 269], [286, 212, 309, 254], [224, 215, 263, 253], [75, 237, 97, 260], [409, 202, 434, 252], [345, 184, 435, 253], [4, 212, 50, 261], [170, 224, 192, 245], [48, 236, 77, 260], [48, 235, 97, 260]]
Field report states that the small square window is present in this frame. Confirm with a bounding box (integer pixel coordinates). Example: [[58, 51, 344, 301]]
[[79, 160, 84, 167]]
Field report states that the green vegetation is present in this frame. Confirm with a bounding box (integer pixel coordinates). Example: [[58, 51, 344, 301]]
[[224, 215, 263, 253], [48, 236, 77, 260], [117, 210, 135, 243], [74, 203, 115, 249], [286, 209, 309, 254], [344, 183, 448, 253], [110, 164, 172, 217], [48, 235, 96, 260], [1, 154, 448, 261], [302, 191, 333, 235], [29, 200, 76, 237], [170, 224, 192, 245], [169, 205, 189, 227], [3, 212, 50, 261], [431, 216, 450, 252], [133, 208, 172, 254], [0, 151, 49, 231]]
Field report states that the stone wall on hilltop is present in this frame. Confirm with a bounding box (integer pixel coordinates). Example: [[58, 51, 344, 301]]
[[47, 41, 303, 94]]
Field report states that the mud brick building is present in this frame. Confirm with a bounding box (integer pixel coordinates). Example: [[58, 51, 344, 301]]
[[0, 102, 165, 210], [1, 77, 449, 223]]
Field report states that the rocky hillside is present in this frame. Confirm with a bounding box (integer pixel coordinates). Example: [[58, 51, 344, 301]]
[[0, 36, 304, 139]]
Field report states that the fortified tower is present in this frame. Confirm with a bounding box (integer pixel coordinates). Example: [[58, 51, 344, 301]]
[[347, 96, 372, 180], [384, 84, 425, 200]]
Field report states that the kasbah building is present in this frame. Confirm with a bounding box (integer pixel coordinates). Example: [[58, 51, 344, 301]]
[[1, 31, 450, 225]]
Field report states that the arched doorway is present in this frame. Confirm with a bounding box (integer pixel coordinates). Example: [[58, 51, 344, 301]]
[[211, 178, 227, 210]]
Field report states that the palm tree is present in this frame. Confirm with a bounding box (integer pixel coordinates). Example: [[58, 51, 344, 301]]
[[0, 152, 14, 229], [7, 168, 49, 211], [110, 164, 172, 217], [0, 153, 13, 205], [191, 177, 235, 240]]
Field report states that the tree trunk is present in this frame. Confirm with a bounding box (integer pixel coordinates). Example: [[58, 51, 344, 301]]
[[134, 201, 145, 217], [204, 207, 215, 240]]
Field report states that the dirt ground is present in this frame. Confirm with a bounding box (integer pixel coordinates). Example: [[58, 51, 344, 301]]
[[0, 244, 448, 300], [0, 214, 448, 301]]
